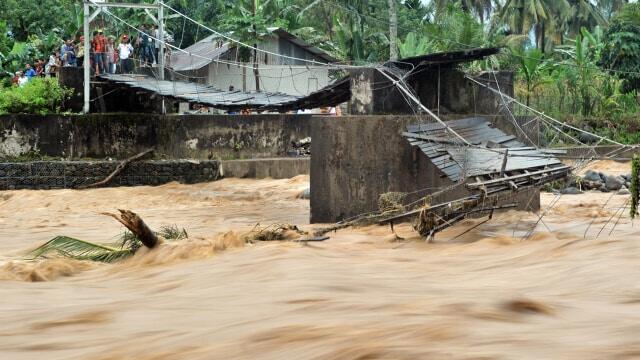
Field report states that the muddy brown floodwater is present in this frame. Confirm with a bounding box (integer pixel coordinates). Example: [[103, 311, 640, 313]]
[[1, 173, 640, 359]]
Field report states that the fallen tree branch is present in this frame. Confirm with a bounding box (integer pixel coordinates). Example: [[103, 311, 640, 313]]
[[78, 149, 154, 189], [101, 209, 159, 249]]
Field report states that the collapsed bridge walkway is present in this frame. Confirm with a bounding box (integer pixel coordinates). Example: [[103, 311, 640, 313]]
[[381, 117, 572, 240], [97, 74, 350, 113]]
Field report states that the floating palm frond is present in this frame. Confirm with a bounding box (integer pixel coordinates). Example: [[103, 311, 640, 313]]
[[119, 231, 142, 252], [158, 225, 188, 241], [28, 236, 135, 263], [27, 209, 190, 264], [28, 224, 190, 264]]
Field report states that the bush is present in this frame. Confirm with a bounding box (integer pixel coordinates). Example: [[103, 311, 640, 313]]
[[0, 77, 73, 115]]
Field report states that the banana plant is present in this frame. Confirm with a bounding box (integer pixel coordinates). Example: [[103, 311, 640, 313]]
[[556, 27, 602, 115], [514, 47, 549, 106], [398, 32, 434, 58]]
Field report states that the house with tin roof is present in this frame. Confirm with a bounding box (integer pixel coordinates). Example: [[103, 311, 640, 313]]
[[169, 28, 338, 96]]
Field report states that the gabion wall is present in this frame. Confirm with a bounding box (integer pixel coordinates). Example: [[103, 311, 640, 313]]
[[0, 160, 220, 190]]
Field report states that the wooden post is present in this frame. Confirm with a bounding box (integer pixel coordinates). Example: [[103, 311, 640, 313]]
[[500, 148, 509, 176]]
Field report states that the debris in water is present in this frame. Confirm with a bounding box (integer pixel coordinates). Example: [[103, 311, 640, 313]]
[[101, 209, 159, 249], [503, 298, 555, 315], [27, 210, 188, 263], [243, 223, 328, 243]]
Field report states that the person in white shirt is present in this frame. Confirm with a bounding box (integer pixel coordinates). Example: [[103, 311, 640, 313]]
[[45, 51, 60, 77], [118, 35, 134, 74], [17, 71, 28, 87]]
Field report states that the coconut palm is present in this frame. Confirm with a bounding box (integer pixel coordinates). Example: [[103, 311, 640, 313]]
[[498, 0, 571, 51], [563, 0, 607, 38], [432, 0, 495, 24], [425, 3, 487, 52], [598, 0, 630, 20]]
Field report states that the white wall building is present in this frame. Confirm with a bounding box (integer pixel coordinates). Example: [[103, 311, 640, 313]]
[[169, 28, 338, 96]]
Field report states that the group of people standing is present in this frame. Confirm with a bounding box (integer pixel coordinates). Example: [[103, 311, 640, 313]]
[[47, 24, 163, 76], [11, 61, 46, 87], [57, 30, 122, 76], [9, 24, 166, 86]]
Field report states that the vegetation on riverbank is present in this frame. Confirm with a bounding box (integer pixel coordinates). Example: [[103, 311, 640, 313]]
[[0, 0, 638, 141]]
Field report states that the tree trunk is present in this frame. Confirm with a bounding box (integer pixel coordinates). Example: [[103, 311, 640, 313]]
[[388, 0, 398, 61], [537, 22, 546, 53], [103, 210, 159, 249], [253, 45, 260, 92]]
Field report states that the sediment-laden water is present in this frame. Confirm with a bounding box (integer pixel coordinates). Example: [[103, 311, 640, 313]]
[[1, 172, 639, 359]]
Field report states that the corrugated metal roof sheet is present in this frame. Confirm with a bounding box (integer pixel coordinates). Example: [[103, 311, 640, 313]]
[[100, 73, 300, 109], [268, 28, 338, 63], [99, 73, 349, 112], [404, 117, 566, 182], [169, 28, 337, 72], [170, 36, 230, 71], [392, 47, 501, 69]]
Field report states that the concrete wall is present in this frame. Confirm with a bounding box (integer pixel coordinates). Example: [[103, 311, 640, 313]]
[[0, 160, 220, 190], [58, 67, 85, 113], [221, 158, 309, 179], [0, 114, 312, 160], [310, 115, 539, 223], [348, 68, 514, 116]]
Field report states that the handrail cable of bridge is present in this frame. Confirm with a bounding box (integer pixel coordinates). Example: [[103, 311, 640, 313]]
[[86, 0, 364, 74], [158, 1, 380, 70]]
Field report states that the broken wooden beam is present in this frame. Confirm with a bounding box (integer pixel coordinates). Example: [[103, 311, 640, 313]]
[[466, 165, 570, 189]]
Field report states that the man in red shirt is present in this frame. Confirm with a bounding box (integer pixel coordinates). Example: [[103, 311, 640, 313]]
[[92, 30, 107, 75]]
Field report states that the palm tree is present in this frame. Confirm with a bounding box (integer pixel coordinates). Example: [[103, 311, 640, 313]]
[[424, 3, 487, 52], [498, 0, 570, 52], [563, 0, 607, 38], [432, 0, 495, 24], [388, 0, 398, 60], [598, 0, 630, 21], [459, 0, 495, 24], [513, 47, 547, 106]]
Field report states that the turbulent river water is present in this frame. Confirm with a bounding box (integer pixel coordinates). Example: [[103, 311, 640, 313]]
[[1, 168, 640, 359]]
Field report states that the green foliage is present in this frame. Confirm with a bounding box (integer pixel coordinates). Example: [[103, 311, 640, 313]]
[[398, 32, 433, 58], [0, 0, 75, 41], [424, 3, 487, 52], [0, 0, 636, 137], [514, 47, 548, 106], [555, 28, 602, 116], [158, 225, 189, 241], [0, 78, 73, 115], [28, 236, 135, 263], [28, 224, 190, 264], [600, 3, 640, 93]]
